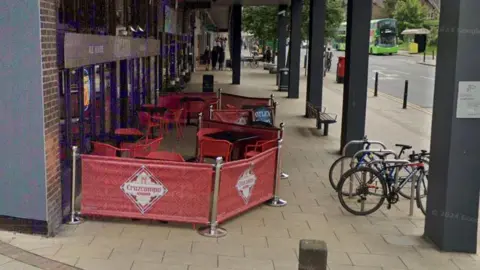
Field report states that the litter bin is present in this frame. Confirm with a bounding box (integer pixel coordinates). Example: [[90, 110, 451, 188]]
[[336, 56, 345, 84], [279, 68, 289, 91]]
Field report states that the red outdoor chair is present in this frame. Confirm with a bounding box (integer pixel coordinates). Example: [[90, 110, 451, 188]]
[[138, 111, 163, 138], [244, 139, 278, 159], [129, 137, 164, 158], [184, 100, 206, 124], [91, 142, 131, 157], [198, 138, 233, 162], [153, 109, 184, 140]]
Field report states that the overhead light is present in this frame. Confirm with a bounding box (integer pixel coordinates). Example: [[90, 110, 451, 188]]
[[137, 26, 145, 32], [129, 26, 137, 32]]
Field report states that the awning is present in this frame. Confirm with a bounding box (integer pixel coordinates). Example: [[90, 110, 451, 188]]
[[401, 28, 431, 35]]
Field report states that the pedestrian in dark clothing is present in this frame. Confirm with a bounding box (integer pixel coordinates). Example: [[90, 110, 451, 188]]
[[211, 45, 219, 70], [203, 46, 211, 70], [218, 45, 225, 70], [265, 47, 272, 63]]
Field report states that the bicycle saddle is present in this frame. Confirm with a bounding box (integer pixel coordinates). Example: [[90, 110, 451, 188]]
[[372, 152, 395, 159], [395, 144, 412, 150]]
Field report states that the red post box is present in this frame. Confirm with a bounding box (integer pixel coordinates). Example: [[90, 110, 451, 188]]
[[336, 56, 345, 83]]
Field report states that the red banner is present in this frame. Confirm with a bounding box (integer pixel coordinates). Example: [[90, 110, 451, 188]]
[[157, 93, 218, 110], [80, 155, 214, 224], [216, 148, 277, 223], [202, 120, 280, 141], [211, 110, 252, 125], [221, 93, 271, 109]]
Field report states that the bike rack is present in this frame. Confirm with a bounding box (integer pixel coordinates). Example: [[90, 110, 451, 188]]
[[366, 159, 415, 216], [340, 137, 387, 182], [346, 149, 397, 199]]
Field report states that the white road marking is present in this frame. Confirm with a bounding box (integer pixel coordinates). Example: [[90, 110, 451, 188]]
[[421, 76, 435, 80], [370, 65, 386, 70], [391, 70, 410, 75]]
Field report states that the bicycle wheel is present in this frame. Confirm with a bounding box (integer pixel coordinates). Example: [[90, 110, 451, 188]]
[[416, 170, 429, 215], [328, 155, 356, 191], [398, 159, 429, 199], [337, 166, 387, 216]]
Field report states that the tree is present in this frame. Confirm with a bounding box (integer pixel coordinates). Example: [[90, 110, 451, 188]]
[[382, 0, 400, 17], [242, 0, 345, 44], [393, 0, 428, 36]]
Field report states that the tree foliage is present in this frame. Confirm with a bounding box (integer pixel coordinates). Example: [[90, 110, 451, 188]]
[[393, 0, 428, 36], [242, 0, 345, 44], [382, 0, 398, 17]]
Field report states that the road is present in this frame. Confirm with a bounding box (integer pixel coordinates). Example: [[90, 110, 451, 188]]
[[323, 51, 437, 108]]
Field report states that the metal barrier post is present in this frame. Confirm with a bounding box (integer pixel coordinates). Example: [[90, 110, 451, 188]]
[[199, 157, 227, 237], [273, 101, 278, 126], [209, 105, 214, 120], [403, 80, 408, 109], [217, 88, 222, 109], [66, 146, 83, 225], [268, 123, 287, 207], [423, 50, 426, 62], [278, 121, 289, 179], [195, 113, 203, 158], [269, 94, 275, 107], [374, 72, 378, 97]]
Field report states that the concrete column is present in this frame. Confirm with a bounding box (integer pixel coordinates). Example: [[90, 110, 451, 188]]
[[425, 0, 480, 253], [340, 0, 372, 153], [288, 0, 302, 98], [277, 5, 288, 88], [231, 4, 242, 85], [0, 0, 62, 234], [306, 0, 326, 115]]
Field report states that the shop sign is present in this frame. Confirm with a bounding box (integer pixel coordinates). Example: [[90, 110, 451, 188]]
[[236, 165, 257, 204], [253, 107, 273, 125], [121, 166, 168, 214]]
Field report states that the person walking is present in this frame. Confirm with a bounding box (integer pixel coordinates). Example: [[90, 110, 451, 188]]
[[203, 46, 211, 71], [211, 44, 219, 70], [265, 46, 272, 63], [218, 44, 225, 70]]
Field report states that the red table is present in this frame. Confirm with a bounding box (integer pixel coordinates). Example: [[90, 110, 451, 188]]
[[114, 128, 143, 136]]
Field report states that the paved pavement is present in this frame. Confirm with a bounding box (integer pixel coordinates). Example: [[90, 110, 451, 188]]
[[0, 67, 478, 270]]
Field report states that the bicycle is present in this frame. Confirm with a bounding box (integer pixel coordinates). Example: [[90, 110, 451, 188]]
[[329, 141, 422, 200], [336, 151, 429, 216]]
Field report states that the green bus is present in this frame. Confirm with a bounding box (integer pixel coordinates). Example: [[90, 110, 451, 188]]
[[333, 18, 399, 55]]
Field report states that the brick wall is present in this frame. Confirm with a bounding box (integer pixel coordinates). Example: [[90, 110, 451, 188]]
[[39, 0, 62, 235]]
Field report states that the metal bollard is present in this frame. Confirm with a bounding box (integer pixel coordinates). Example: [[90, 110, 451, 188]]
[[198, 157, 227, 237], [209, 105, 214, 120], [432, 49, 435, 60], [423, 50, 426, 62], [374, 72, 379, 97], [403, 80, 408, 109], [267, 123, 288, 207], [66, 146, 83, 225], [217, 88, 222, 109]]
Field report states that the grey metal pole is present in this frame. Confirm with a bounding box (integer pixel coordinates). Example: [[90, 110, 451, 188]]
[[269, 94, 275, 107], [374, 72, 378, 97], [268, 123, 287, 207], [198, 157, 227, 237], [209, 105, 213, 120], [217, 88, 222, 109], [67, 146, 83, 225]]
